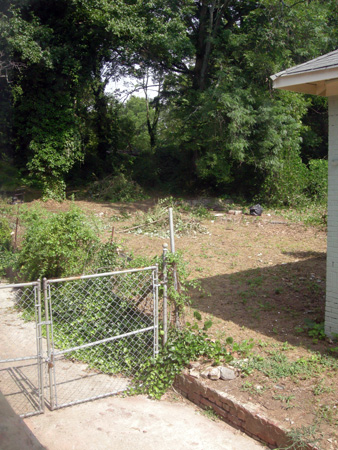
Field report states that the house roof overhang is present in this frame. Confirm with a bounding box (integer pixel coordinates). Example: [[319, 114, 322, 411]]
[[271, 50, 338, 97]]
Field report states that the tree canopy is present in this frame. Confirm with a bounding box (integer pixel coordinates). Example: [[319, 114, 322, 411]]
[[0, 0, 337, 202]]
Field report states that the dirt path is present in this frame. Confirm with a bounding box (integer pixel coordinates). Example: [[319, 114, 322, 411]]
[[0, 284, 266, 450]]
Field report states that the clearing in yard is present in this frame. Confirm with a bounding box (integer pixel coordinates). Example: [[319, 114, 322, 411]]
[[2, 196, 337, 450]]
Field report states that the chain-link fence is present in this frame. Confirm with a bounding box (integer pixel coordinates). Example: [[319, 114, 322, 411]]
[[0, 282, 44, 417], [0, 265, 162, 413], [44, 266, 159, 409]]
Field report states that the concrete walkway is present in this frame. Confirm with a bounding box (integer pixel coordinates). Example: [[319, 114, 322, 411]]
[[23, 394, 266, 450]]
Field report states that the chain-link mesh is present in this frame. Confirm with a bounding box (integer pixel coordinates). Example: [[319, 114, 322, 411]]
[[0, 283, 43, 417], [45, 267, 158, 409]]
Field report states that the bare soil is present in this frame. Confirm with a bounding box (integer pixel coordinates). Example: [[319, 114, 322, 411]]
[[6, 197, 338, 450]]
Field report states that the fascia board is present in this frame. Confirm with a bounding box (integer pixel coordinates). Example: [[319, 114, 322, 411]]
[[272, 67, 338, 90]]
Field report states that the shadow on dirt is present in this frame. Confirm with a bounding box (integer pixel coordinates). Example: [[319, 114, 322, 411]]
[[190, 252, 335, 353]]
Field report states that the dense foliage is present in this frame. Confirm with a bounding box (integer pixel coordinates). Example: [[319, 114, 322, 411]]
[[17, 207, 99, 279], [131, 328, 233, 399], [1, 0, 337, 203]]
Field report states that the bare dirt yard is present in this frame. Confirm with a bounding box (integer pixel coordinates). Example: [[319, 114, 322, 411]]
[[5, 197, 338, 450]]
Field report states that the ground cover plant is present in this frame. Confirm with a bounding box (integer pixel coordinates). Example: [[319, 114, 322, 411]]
[[0, 195, 337, 450]]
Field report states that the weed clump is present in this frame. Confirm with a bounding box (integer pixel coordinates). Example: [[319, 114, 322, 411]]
[[131, 328, 233, 399], [88, 174, 147, 202], [125, 197, 210, 238]]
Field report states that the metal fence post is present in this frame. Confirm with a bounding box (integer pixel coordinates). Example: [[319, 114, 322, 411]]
[[169, 207, 175, 253], [168, 208, 180, 327], [43, 278, 55, 410], [154, 264, 159, 357], [35, 280, 45, 412], [162, 244, 168, 345]]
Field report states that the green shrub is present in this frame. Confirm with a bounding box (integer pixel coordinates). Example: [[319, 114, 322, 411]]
[[0, 216, 15, 277], [131, 328, 233, 399], [18, 207, 99, 280], [0, 216, 12, 251], [262, 155, 309, 207], [262, 157, 328, 208], [307, 159, 328, 203]]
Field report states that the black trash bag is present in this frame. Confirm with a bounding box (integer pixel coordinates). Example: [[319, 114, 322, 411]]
[[249, 204, 263, 216]]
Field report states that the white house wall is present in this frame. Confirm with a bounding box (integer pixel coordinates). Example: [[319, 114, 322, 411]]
[[325, 95, 338, 337]]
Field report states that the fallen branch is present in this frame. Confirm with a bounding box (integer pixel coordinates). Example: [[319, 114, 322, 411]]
[[117, 218, 163, 233]]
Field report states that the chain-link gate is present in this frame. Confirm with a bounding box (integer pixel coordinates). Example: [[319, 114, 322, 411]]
[[0, 266, 160, 413], [43, 266, 159, 409], [0, 282, 44, 417]]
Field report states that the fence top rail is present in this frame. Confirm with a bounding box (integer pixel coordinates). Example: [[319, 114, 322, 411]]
[[45, 265, 158, 284], [0, 281, 39, 289]]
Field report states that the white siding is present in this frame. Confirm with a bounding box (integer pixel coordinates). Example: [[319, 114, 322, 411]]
[[325, 95, 338, 337]]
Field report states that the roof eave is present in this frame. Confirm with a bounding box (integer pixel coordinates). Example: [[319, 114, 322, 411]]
[[271, 67, 338, 97]]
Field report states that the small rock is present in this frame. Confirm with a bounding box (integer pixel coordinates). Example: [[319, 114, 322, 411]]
[[189, 369, 200, 379], [274, 384, 285, 390], [209, 367, 221, 380], [219, 367, 236, 381], [189, 361, 201, 370], [201, 369, 210, 379], [228, 210, 242, 215]]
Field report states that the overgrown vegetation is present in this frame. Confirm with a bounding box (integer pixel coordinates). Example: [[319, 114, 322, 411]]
[[0, 202, 236, 401], [17, 207, 100, 279], [0, 214, 14, 276], [131, 328, 233, 399], [1, 0, 335, 201], [123, 197, 211, 238], [86, 174, 148, 203], [1, 194, 338, 448]]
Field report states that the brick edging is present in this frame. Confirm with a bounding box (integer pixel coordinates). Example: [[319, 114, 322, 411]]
[[173, 372, 318, 450]]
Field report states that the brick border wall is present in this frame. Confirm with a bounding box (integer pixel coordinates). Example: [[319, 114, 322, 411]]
[[174, 372, 318, 450]]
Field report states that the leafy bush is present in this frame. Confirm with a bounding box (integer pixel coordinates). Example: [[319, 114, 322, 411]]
[[262, 154, 308, 207], [17, 207, 99, 280], [307, 159, 328, 203], [262, 157, 328, 208], [0, 216, 12, 251], [131, 328, 233, 399], [0, 216, 15, 277]]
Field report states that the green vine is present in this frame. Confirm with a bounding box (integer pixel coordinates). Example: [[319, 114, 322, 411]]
[[157, 250, 202, 325], [130, 328, 233, 399]]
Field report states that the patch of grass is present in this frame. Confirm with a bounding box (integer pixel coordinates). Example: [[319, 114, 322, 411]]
[[313, 379, 334, 396], [201, 406, 219, 421], [258, 301, 275, 312], [277, 204, 327, 228], [295, 320, 326, 344], [241, 381, 266, 396], [273, 394, 295, 409], [236, 352, 325, 381], [316, 403, 338, 425], [279, 423, 320, 450], [247, 276, 264, 287]]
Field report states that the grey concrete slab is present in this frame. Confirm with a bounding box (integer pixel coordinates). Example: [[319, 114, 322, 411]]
[[24, 395, 267, 450]]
